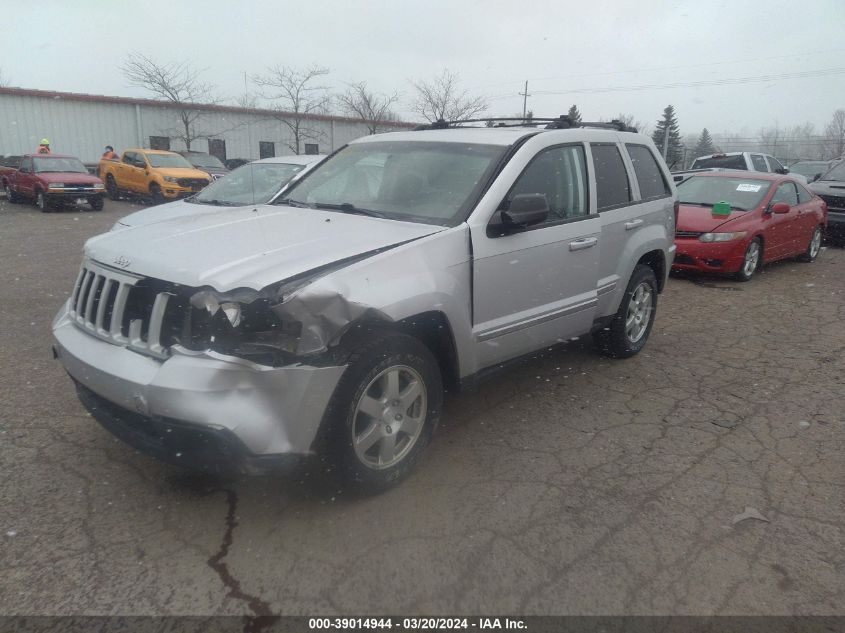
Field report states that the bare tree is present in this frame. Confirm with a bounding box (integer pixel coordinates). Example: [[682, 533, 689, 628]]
[[254, 65, 332, 154], [615, 113, 648, 135], [824, 109, 845, 159], [410, 69, 488, 123], [337, 82, 399, 135], [121, 54, 219, 150]]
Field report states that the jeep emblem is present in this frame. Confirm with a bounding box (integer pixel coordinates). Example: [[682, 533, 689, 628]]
[[113, 255, 131, 269]]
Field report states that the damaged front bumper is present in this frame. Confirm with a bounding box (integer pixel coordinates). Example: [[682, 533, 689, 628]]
[[52, 302, 347, 473]]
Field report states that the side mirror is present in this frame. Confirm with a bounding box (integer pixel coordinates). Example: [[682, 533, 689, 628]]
[[775, 167, 789, 175], [501, 193, 549, 228], [770, 202, 791, 214], [811, 173, 821, 183]]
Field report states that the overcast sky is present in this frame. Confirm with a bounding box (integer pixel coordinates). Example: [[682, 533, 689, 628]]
[[3, 0, 843, 137]]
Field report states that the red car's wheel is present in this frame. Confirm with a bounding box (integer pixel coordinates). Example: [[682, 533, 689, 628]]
[[735, 238, 761, 282], [798, 226, 822, 263]]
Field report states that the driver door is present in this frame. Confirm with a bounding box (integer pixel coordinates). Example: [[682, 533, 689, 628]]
[[471, 143, 601, 370]]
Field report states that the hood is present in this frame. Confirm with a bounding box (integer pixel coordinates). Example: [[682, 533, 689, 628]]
[[810, 180, 845, 195], [37, 172, 102, 185], [116, 198, 213, 228], [85, 205, 445, 291], [196, 166, 229, 176], [153, 166, 211, 180], [676, 204, 748, 233]]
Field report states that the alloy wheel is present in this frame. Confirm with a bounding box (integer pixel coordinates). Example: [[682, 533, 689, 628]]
[[743, 241, 760, 277], [625, 282, 653, 344]]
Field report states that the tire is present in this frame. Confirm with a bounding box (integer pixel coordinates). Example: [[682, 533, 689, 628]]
[[106, 175, 120, 201], [322, 330, 443, 494], [36, 190, 51, 213], [89, 195, 104, 211], [735, 238, 762, 282], [798, 225, 822, 262], [149, 183, 165, 205], [594, 264, 658, 359], [3, 183, 19, 203]]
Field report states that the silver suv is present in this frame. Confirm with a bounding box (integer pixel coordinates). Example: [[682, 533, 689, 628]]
[[52, 118, 677, 492]]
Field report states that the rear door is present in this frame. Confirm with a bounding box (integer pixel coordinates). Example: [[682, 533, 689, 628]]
[[470, 142, 600, 370]]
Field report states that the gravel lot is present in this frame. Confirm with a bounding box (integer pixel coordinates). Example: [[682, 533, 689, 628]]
[[1, 197, 843, 617]]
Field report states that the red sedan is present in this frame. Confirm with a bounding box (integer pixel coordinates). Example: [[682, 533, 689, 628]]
[[672, 171, 827, 281]]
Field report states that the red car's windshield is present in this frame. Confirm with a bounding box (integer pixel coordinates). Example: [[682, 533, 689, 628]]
[[677, 175, 771, 211]]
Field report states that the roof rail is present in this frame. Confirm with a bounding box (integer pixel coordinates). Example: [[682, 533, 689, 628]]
[[413, 116, 638, 133]]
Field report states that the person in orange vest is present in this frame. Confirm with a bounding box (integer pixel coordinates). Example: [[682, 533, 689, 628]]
[[102, 145, 118, 160], [36, 138, 51, 154]]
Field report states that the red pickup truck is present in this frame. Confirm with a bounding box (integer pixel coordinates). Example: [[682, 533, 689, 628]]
[[2, 154, 106, 212]]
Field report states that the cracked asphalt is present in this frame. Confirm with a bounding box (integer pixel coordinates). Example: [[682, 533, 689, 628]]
[[1, 198, 843, 617]]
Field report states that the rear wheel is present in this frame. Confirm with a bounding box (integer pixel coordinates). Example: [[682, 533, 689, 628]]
[[323, 331, 442, 494], [798, 226, 822, 262], [36, 191, 51, 213], [149, 183, 165, 205], [106, 175, 119, 201], [3, 183, 19, 203], [735, 238, 761, 282], [594, 264, 658, 359]]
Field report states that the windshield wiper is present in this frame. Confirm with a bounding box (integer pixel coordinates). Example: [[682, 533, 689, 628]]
[[311, 202, 388, 218], [188, 198, 240, 206], [275, 198, 310, 208]]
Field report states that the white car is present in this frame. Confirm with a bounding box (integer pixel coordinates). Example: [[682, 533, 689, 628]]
[[113, 154, 326, 230], [690, 151, 807, 184]]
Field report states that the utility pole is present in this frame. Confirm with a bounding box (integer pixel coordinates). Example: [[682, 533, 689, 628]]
[[519, 81, 530, 122]]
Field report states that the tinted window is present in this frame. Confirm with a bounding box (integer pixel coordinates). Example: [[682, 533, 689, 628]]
[[692, 155, 746, 170], [767, 156, 784, 172], [750, 154, 768, 171], [591, 144, 631, 210], [797, 184, 813, 204], [771, 182, 798, 206], [626, 144, 670, 200], [304, 143, 319, 155], [506, 145, 589, 223], [259, 141, 275, 159]]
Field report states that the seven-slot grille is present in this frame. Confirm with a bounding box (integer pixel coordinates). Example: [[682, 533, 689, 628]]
[[176, 177, 208, 189], [818, 194, 845, 212], [69, 260, 172, 359]]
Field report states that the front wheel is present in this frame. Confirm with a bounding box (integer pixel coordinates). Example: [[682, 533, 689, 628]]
[[3, 183, 19, 203], [323, 331, 442, 494], [149, 183, 165, 205], [89, 195, 104, 211], [594, 264, 658, 359], [735, 238, 761, 282], [106, 175, 120, 201], [36, 191, 51, 213], [798, 226, 822, 262]]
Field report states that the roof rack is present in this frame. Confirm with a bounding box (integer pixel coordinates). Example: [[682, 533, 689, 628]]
[[413, 116, 637, 133]]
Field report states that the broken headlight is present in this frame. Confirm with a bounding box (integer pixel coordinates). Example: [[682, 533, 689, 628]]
[[187, 286, 303, 364]]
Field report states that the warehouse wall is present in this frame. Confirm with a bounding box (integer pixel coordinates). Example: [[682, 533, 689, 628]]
[[0, 91, 406, 163]]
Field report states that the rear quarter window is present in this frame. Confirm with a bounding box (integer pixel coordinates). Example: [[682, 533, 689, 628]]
[[626, 144, 670, 200], [692, 155, 747, 170]]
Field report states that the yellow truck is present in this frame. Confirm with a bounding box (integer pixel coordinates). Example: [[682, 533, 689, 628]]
[[99, 149, 211, 204]]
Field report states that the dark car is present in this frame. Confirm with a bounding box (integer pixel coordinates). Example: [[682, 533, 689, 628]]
[[673, 171, 826, 281], [789, 159, 841, 183], [176, 151, 230, 180], [809, 161, 845, 243]]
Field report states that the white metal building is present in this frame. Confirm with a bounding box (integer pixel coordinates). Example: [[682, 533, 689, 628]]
[[0, 87, 413, 163]]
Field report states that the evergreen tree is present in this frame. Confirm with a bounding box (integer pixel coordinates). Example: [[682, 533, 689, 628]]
[[694, 128, 716, 157], [651, 105, 683, 167], [567, 104, 582, 125]]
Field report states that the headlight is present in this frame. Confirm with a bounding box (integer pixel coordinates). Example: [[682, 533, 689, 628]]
[[699, 231, 748, 243], [48, 183, 65, 189], [163, 176, 178, 183], [93, 183, 105, 190]]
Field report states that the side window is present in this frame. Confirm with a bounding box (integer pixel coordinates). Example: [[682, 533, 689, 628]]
[[505, 144, 589, 223], [304, 143, 319, 155], [771, 182, 798, 206], [123, 152, 137, 166], [590, 143, 632, 210], [797, 184, 814, 204], [259, 141, 275, 159], [750, 154, 768, 171], [626, 144, 670, 200], [149, 136, 170, 151], [19, 157, 31, 172], [767, 156, 784, 173]]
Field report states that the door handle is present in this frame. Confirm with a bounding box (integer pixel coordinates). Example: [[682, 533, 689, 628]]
[[569, 237, 598, 251], [624, 219, 644, 230]]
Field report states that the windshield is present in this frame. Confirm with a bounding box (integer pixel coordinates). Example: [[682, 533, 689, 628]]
[[184, 153, 225, 169], [189, 162, 305, 205], [32, 157, 88, 173], [677, 175, 771, 211], [820, 162, 845, 181], [146, 153, 194, 168], [691, 155, 747, 170], [281, 141, 505, 225], [789, 161, 833, 178]]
